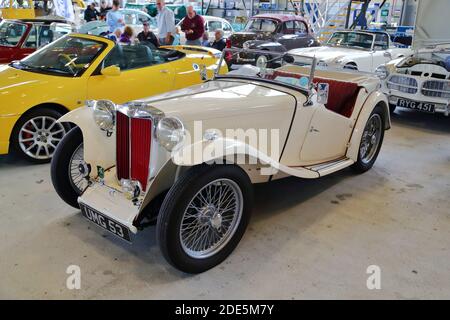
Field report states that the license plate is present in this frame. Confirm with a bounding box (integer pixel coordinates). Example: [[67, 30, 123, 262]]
[[80, 203, 132, 242], [397, 98, 435, 113]]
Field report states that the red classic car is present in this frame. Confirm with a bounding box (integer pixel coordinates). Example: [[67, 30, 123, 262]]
[[0, 18, 71, 64]]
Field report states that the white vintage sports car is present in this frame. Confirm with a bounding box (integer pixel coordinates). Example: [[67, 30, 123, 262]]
[[376, 0, 450, 116], [289, 30, 412, 72], [51, 49, 390, 273]]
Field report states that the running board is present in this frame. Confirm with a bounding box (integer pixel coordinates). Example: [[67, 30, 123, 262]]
[[305, 157, 354, 177]]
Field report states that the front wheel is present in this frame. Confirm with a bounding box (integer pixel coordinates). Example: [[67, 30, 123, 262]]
[[156, 164, 253, 273], [51, 127, 87, 209], [11, 108, 70, 163], [351, 105, 385, 173]]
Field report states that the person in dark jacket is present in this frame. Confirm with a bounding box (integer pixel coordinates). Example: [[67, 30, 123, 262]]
[[180, 5, 204, 46], [84, 3, 99, 22], [211, 29, 226, 51], [137, 22, 159, 47]]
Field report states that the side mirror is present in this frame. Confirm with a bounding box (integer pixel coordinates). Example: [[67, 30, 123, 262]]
[[101, 65, 121, 77], [317, 82, 329, 105], [383, 51, 392, 58]]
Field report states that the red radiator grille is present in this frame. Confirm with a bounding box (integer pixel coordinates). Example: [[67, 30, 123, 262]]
[[130, 118, 152, 191], [116, 111, 130, 181], [116, 111, 152, 191]]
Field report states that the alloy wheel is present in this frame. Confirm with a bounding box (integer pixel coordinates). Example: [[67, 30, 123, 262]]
[[18, 116, 67, 160]]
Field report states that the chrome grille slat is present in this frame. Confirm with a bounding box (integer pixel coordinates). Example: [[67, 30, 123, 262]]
[[387, 75, 418, 94], [422, 80, 450, 99]]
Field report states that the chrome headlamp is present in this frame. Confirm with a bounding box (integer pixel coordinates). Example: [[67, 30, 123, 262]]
[[89, 100, 116, 131], [120, 179, 142, 200], [156, 117, 185, 151], [375, 65, 389, 80], [242, 41, 250, 50]]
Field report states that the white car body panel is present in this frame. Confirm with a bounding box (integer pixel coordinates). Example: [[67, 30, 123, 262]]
[[289, 31, 412, 73], [413, 0, 450, 49]]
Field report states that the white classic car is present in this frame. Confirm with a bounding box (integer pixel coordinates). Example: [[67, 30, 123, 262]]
[[288, 30, 412, 72], [51, 49, 390, 273], [376, 0, 450, 115]]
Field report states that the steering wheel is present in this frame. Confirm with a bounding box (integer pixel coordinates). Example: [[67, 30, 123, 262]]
[[57, 53, 77, 73]]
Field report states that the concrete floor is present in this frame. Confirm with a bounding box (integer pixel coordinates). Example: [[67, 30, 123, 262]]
[[0, 109, 449, 299]]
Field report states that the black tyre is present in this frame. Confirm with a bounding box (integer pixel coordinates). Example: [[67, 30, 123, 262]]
[[51, 127, 87, 209], [11, 107, 70, 163], [352, 105, 385, 173], [157, 164, 253, 273]]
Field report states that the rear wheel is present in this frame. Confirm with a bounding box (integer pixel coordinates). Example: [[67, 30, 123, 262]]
[[156, 164, 253, 273], [352, 105, 385, 173], [11, 108, 69, 163], [51, 127, 87, 209]]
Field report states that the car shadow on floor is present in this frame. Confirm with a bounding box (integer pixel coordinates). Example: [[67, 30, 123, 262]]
[[62, 166, 356, 280], [390, 108, 450, 134], [0, 153, 42, 167]]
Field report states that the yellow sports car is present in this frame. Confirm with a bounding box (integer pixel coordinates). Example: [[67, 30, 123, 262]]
[[0, 33, 227, 162]]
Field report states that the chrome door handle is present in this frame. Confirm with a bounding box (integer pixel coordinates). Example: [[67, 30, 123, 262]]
[[160, 69, 169, 73]]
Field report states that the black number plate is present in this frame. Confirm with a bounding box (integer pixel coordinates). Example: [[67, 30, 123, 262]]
[[80, 203, 132, 242], [397, 98, 435, 113]]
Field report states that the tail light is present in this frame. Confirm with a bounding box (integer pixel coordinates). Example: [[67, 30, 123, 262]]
[[116, 111, 152, 191], [226, 38, 231, 48]]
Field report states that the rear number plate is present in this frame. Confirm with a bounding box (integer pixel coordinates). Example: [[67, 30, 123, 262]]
[[80, 203, 132, 242]]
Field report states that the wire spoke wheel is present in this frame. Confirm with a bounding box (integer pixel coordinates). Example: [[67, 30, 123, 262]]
[[180, 178, 243, 259], [68, 143, 88, 194], [18, 116, 66, 160], [359, 113, 382, 164]]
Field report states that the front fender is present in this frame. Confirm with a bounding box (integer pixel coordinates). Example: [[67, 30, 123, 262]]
[[346, 91, 390, 161], [252, 41, 286, 52], [171, 137, 319, 180], [57, 107, 115, 171]]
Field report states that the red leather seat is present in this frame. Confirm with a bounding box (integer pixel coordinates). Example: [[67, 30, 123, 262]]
[[267, 70, 360, 118]]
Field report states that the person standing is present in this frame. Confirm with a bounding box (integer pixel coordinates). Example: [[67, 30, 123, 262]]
[[137, 22, 159, 47], [211, 29, 226, 51], [106, 0, 125, 33], [180, 5, 204, 46], [156, 0, 175, 45], [99, 0, 111, 21], [84, 3, 99, 22]]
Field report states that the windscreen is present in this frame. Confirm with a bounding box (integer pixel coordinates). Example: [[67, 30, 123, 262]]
[[217, 48, 316, 91]]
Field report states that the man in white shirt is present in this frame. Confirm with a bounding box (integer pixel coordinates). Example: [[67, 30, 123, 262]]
[[156, 0, 175, 45]]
